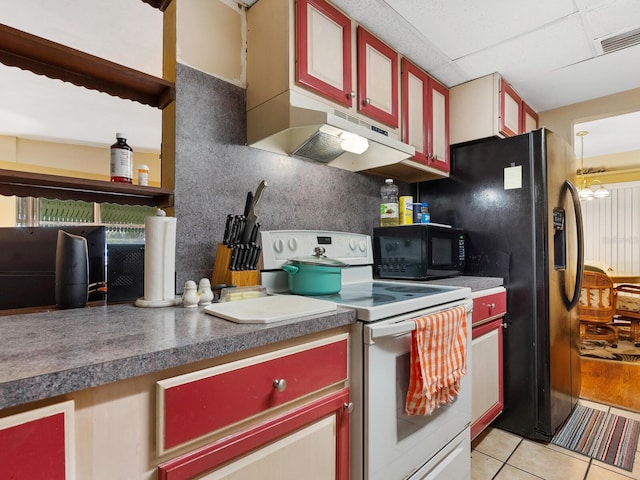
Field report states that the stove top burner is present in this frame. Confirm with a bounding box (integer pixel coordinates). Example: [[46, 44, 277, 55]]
[[319, 292, 397, 306], [305, 281, 464, 312]]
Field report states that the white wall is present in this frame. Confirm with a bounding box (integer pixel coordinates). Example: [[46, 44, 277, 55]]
[[582, 181, 640, 274]]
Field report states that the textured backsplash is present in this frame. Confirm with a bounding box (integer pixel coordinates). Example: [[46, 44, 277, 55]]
[[173, 63, 403, 291]]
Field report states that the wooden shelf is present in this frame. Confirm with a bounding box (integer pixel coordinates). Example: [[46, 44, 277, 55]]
[[0, 169, 174, 208], [0, 23, 175, 109], [141, 0, 173, 11]]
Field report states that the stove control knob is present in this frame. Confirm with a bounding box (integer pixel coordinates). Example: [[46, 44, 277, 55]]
[[274, 239, 284, 254], [288, 237, 298, 251], [359, 240, 367, 252], [348, 238, 357, 251]]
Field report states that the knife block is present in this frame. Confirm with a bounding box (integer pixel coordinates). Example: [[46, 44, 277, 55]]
[[212, 243, 259, 287]]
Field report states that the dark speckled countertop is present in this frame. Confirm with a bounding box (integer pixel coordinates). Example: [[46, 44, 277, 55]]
[[419, 276, 504, 292], [0, 276, 501, 411], [0, 303, 356, 410]]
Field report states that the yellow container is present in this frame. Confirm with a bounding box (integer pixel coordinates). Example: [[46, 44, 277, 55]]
[[399, 196, 414, 224]]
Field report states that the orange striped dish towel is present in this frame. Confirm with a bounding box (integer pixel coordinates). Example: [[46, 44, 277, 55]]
[[405, 305, 468, 416]]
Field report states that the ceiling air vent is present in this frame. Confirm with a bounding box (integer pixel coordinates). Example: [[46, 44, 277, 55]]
[[599, 27, 640, 54]]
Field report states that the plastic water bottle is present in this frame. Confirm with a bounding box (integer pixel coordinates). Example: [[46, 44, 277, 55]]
[[380, 179, 399, 227]]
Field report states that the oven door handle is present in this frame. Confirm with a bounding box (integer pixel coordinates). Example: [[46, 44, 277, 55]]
[[365, 319, 417, 342]]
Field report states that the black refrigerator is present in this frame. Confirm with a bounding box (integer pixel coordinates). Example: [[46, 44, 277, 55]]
[[421, 128, 584, 441]]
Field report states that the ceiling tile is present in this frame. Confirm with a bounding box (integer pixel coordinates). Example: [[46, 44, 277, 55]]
[[453, 14, 594, 91], [382, 0, 577, 59], [583, 0, 640, 39], [513, 43, 640, 111]]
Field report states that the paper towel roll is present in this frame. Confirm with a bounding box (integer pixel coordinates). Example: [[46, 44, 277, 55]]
[[135, 215, 179, 307]]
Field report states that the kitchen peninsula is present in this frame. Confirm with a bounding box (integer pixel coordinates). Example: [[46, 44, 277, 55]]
[[0, 304, 356, 410], [0, 304, 355, 479]]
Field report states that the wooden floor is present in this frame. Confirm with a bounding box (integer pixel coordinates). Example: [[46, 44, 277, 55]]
[[580, 356, 640, 411]]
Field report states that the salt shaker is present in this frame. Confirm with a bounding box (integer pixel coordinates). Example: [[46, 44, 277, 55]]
[[181, 280, 199, 308], [198, 278, 214, 306]]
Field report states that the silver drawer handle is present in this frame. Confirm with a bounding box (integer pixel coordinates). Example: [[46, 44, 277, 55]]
[[273, 378, 287, 392], [343, 402, 354, 413], [363, 97, 371, 106], [486, 303, 496, 309], [347, 90, 356, 99]]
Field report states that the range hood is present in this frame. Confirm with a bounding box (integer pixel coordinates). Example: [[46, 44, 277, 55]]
[[247, 89, 416, 172]]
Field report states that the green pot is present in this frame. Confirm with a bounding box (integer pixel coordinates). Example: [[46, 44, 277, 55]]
[[281, 248, 348, 295]]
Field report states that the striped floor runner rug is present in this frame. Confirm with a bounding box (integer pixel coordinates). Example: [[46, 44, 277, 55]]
[[551, 404, 640, 471]]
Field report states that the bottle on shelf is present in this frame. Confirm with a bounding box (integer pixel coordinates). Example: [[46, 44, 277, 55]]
[[110, 133, 133, 183], [137, 164, 149, 186], [380, 178, 399, 227]]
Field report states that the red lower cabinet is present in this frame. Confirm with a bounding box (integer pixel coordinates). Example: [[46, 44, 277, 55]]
[[158, 388, 350, 480], [157, 332, 351, 480], [471, 288, 506, 440], [0, 401, 75, 479]]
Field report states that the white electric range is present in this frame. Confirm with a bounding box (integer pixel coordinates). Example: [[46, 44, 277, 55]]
[[259, 230, 473, 480]]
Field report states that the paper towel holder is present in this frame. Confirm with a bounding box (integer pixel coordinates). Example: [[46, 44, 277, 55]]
[[135, 212, 181, 308]]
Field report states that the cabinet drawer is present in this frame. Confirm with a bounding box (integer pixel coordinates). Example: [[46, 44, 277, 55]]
[[157, 334, 348, 452], [472, 287, 506, 326], [0, 400, 75, 480]]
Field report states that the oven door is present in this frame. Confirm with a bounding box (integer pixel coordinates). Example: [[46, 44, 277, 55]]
[[362, 299, 472, 480]]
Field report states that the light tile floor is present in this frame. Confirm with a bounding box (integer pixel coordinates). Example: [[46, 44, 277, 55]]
[[471, 399, 640, 480]]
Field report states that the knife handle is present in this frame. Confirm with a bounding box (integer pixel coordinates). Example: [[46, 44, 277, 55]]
[[223, 214, 233, 245], [249, 221, 261, 244], [228, 246, 238, 271]]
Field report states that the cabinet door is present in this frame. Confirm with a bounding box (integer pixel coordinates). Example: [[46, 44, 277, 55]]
[[522, 102, 539, 133], [357, 27, 398, 128], [296, 0, 353, 108], [158, 335, 348, 453], [0, 401, 75, 480], [499, 78, 521, 137], [401, 58, 428, 163], [427, 76, 450, 172], [401, 58, 449, 172], [157, 389, 351, 480], [471, 319, 504, 440]]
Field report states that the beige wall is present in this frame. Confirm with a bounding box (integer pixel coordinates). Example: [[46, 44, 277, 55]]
[[0, 136, 161, 185], [0, 196, 15, 227], [539, 87, 640, 148], [539, 87, 640, 182], [176, 0, 245, 86]]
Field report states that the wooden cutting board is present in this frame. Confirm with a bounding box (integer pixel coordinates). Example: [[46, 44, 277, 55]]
[[203, 295, 337, 324]]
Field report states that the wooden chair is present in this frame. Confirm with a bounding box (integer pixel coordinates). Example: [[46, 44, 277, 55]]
[[578, 270, 619, 347], [614, 283, 640, 347]]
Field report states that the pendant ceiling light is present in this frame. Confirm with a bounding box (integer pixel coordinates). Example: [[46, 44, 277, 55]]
[[576, 130, 610, 201]]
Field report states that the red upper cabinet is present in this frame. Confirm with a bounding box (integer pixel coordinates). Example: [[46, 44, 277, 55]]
[[296, 0, 400, 129], [357, 27, 399, 128], [296, 0, 353, 108], [499, 78, 521, 137], [401, 58, 449, 172]]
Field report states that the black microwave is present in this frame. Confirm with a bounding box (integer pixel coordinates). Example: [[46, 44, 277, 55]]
[[373, 224, 466, 280]]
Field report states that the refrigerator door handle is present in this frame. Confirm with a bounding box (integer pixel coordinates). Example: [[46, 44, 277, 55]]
[[564, 180, 584, 310]]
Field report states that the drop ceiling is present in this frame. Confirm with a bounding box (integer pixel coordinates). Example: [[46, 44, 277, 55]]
[[1, 0, 639, 160]]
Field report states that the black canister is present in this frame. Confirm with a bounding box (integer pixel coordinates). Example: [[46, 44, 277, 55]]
[[55, 230, 89, 309]]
